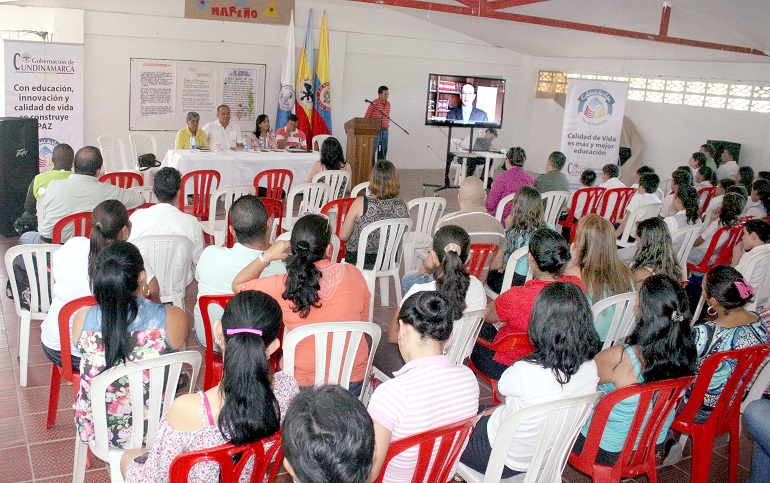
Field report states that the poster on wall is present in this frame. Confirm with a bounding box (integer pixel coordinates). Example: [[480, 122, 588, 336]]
[[184, 0, 295, 26], [2, 40, 84, 172], [129, 58, 266, 131], [560, 78, 629, 189]]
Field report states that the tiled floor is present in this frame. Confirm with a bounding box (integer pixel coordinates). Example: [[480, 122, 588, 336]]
[[0, 169, 757, 482]]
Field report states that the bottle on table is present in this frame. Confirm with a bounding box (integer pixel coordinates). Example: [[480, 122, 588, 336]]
[[243, 133, 249, 152], [189, 134, 196, 152]]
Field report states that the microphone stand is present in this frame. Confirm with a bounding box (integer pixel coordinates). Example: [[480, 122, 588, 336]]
[[365, 99, 409, 135]]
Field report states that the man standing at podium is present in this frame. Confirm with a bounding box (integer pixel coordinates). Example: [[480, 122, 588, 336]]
[[365, 85, 390, 164]]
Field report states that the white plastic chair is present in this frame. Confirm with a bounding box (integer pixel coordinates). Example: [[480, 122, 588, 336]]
[[351, 181, 370, 198], [659, 178, 673, 195], [276, 231, 340, 265], [129, 186, 154, 204], [485, 245, 532, 300], [456, 392, 601, 483], [311, 134, 331, 151], [282, 322, 381, 402], [131, 235, 194, 308], [283, 183, 331, 231], [541, 191, 570, 227], [72, 351, 201, 483], [98, 135, 138, 174], [129, 133, 160, 185], [617, 202, 662, 248], [199, 184, 256, 246], [445, 308, 489, 365], [4, 244, 61, 387], [495, 192, 517, 224], [311, 169, 351, 201], [592, 291, 638, 349], [742, 361, 770, 414], [671, 224, 702, 279], [355, 218, 412, 307], [401, 196, 447, 272]]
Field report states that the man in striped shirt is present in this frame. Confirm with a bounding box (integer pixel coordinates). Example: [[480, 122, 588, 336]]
[[365, 85, 390, 163]]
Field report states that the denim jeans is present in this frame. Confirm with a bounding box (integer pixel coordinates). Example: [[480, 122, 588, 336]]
[[745, 397, 770, 483], [401, 270, 434, 294], [373, 128, 388, 164]]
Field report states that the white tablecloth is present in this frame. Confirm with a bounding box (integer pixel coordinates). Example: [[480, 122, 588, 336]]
[[161, 149, 319, 189], [451, 150, 507, 186]]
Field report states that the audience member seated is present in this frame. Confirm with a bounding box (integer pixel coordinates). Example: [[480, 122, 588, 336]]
[[732, 219, 770, 311], [471, 228, 583, 380], [128, 167, 205, 285], [569, 169, 598, 223], [283, 385, 375, 483], [276, 114, 307, 149], [744, 397, 770, 483], [72, 241, 187, 447], [434, 177, 506, 272], [340, 160, 408, 269], [599, 163, 625, 190], [306, 136, 351, 197], [485, 147, 533, 222], [534, 151, 570, 193], [760, 171, 770, 181], [20, 146, 144, 244], [660, 169, 692, 219], [700, 143, 719, 174], [234, 214, 371, 393], [486, 186, 548, 294], [626, 217, 683, 289], [615, 172, 661, 238], [717, 145, 740, 181], [695, 165, 717, 189], [174, 111, 208, 150], [367, 291, 479, 483], [688, 151, 707, 172], [739, 166, 755, 195], [572, 275, 696, 464], [15, 143, 74, 234], [121, 290, 299, 481], [703, 178, 736, 219], [194, 195, 286, 348], [461, 282, 600, 478], [40, 200, 160, 370], [249, 113, 271, 149], [663, 185, 701, 234], [202, 104, 241, 150], [565, 215, 634, 340], [692, 265, 769, 422], [688, 192, 745, 266], [744, 179, 770, 219]]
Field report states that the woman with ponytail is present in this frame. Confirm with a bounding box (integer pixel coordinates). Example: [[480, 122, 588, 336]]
[[233, 213, 371, 393], [72, 241, 187, 448], [121, 290, 298, 481], [41, 200, 160, 370]]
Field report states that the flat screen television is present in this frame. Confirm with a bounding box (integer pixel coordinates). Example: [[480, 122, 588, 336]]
[[425, 74, 505, 129]]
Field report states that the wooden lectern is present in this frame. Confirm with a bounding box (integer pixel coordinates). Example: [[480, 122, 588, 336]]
[[345, 117, 381, 186]]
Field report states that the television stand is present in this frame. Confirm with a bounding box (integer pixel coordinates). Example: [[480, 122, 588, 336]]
[[422, 126, 475, 194]]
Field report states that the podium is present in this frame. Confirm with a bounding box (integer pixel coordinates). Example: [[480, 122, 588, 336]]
[[345, 117, 380, 186]]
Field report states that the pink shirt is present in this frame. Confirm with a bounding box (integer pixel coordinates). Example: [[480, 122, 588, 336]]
[[485, 167, 535, 222], [368, 355, 479, 483]]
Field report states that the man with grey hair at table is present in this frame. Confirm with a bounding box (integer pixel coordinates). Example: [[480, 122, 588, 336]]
[[175, 111, 208, 150]]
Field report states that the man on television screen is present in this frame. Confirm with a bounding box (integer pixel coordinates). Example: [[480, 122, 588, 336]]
[[446, 83, 489, 123]]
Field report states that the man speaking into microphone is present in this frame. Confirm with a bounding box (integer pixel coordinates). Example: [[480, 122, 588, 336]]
[[364, 85, 390, 164]]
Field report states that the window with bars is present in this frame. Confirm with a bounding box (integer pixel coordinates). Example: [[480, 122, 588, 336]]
[[0, 30, 50, 41], [537, 70, 770, 113]]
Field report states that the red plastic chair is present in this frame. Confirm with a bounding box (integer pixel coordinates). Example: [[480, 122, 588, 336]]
[[169, 431, 283, 483], [98, 171, 143, 188], [199, 294, 232, 390], [179, 169, 221, 220], [372, 416, 478, 483], [464, 243, 499, 283], [253, 169, 293, 200], [698, 187, 717, 217], [568, 376, 694, 483], [670, 345, 770, 483], [686, 223, 743, 275], [597, 187, 636, 225], [51, 211, 92, 244], [321, 198, 356, 262], [467, 332, 533, 404], [558, 187, 605, 242], [47, 295, 96, 428], [259, 197, 287, 243]]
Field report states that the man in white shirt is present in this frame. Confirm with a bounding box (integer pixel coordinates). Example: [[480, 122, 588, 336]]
[[128, 167, 205, 285], [599, 163, 626, 190], [202, 104, 241, 150], [732, 219, 770, 310], [193, 195, 286, 348], [615, 172, 661, 237], [717, 145, 740, 181]]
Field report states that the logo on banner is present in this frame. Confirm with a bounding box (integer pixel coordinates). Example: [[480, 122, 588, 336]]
[[577, 89, 615, 126], [316, 82, 330, 111], [279, 85, 295, 111], [12, 52, 76, 73], [39, 138, 60, 169]]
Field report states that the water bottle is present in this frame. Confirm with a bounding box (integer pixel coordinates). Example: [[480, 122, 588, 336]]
[[259, 136, 265, 150], [243, 133, 249, 152], [189, 134, 195, 152]]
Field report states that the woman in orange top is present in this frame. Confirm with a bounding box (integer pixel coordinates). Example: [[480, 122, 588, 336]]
[[233, 214, 371, 395]]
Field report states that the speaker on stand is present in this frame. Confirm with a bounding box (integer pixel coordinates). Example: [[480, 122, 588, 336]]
[[0, 117, 39, 237]]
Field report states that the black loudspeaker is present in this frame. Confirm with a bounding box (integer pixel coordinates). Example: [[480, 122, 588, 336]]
[[0, 117, 39, 237], [707, 140, 741, 165]]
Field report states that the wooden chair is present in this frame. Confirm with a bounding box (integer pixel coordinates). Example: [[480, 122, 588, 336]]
[[98, 171, 143, 189], [465, 243, 499, 283], [321, 198, 356, 262], [558, 187, 605, 242], [372, 416, 478, 483], [598, 187, 636, 225], [669, 345, 770, 483], [568, 376, 695, 483], [72, 351, 201, 483], [169, 432, 283, 483], [47, 295, 96, 429], [4, 244, 61, 387], [253, 168, 293, 200], [179, 169, 220, 220], [51, 211, 91, 244]]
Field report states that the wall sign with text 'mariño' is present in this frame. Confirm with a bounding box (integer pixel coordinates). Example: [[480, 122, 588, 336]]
[[185, 0, 294, 26]]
